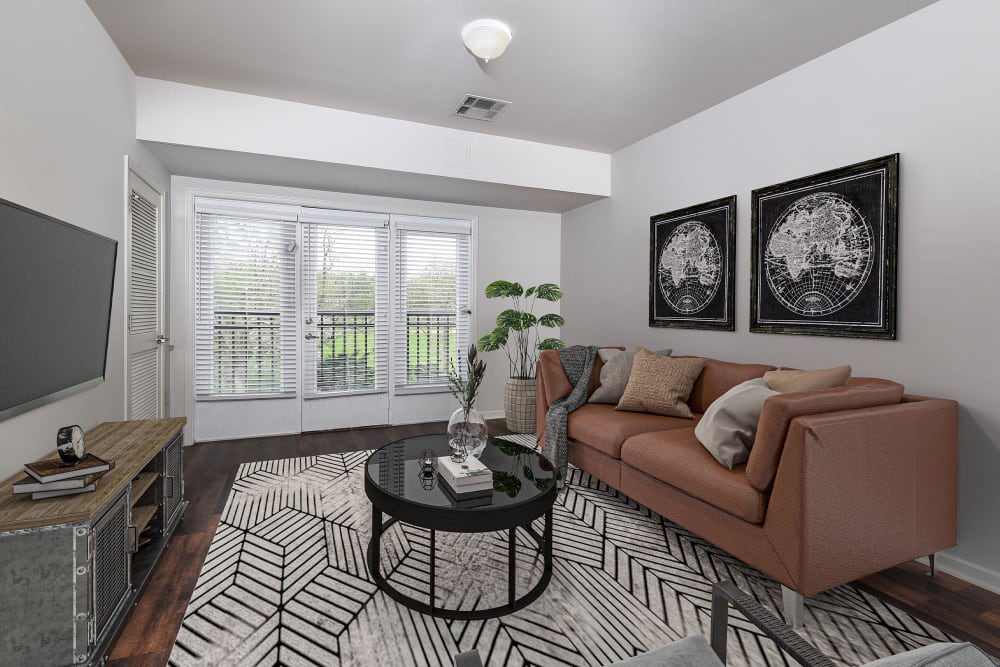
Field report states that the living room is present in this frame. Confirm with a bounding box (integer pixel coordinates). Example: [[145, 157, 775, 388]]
[[0, 1, 998, 665]]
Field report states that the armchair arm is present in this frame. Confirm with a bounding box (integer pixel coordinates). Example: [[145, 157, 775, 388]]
[[763, 398, 959, 596], [711, 580, 834, 667]]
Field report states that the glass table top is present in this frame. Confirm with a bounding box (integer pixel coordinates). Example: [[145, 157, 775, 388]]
[[365, 434, 555, 511]]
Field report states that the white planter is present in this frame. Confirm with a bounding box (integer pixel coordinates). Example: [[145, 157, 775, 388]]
[[504, 377, 537, 434]]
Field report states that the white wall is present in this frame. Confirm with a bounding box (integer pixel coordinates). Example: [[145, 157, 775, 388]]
[[168, 177, 560, 442], [561, 0, 1000, 589], [138, 78, 610, 197], [0, 2, 168, 481]]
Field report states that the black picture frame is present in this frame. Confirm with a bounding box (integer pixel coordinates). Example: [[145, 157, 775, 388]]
[[649, 195, 736, 331], [750, 154, 898, 339]]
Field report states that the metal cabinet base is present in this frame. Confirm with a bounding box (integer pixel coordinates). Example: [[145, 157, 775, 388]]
[[0, 422, 186, 667]]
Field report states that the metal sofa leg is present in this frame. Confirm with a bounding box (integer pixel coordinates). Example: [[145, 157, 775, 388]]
[[782, 586, 805, 629], [929, 553, 938, 577]]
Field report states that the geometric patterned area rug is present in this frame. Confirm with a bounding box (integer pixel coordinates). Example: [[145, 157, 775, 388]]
[[169, 435, 954, 667]]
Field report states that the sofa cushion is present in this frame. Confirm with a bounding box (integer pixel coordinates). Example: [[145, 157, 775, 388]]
[[622, 428, 768, 524], [616, 350, 706, 418], [746, 377, 906, 492], [764, 365, 851, 393], [589, 347, 672, 404], [695, 378, 779, 469], [568, 403, 697, 459], [686, 358, 776, 414]]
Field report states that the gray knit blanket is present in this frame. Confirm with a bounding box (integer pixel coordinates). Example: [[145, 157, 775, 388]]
[[542, 345, 598, 483]]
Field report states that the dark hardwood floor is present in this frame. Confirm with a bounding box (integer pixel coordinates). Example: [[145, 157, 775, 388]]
[[107, 420, 1000, 665]]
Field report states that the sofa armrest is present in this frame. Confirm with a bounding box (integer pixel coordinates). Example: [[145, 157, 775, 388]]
[[763, 398, 958, 596], [536, 362, 548, 445], [747, 379, 905, 492]]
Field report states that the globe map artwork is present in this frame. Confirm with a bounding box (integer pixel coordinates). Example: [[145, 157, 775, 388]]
[[657, 221, 722, 314], [764, 192, 874, 317]]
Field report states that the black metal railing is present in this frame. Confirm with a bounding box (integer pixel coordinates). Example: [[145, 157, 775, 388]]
[[212, 309, 458, 394], [403, 311, 457, 385], [316, 311, 377, 391], [212, 310, 282, 394]]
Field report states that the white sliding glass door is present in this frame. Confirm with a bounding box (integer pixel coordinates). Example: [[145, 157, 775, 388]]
[[300, 208, 390, 431], [193, 199, 300, 440], [192, 198, 472, 441]]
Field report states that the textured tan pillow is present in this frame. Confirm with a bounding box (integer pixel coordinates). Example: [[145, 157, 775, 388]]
[[763, 365, 851, 393], [615, 348, 706, 418]]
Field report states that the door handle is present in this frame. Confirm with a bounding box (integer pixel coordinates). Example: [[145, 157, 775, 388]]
[[156, 334, 169, 345], [304, 332, 318, 340]]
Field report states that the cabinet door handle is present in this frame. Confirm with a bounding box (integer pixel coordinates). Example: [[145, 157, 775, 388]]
[[164, 475, 174, 499], [128, 525, 139, 554]]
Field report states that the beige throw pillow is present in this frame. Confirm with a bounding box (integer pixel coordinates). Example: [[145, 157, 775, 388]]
[[588, 347, 672, 404], [763, 365, 851, 393], [615, 348, 706, 418], [695, 378, 778, 469]]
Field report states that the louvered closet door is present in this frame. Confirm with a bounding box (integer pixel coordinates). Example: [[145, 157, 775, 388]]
[[126, 172, 165, 419], [300, 208, 390, 431]]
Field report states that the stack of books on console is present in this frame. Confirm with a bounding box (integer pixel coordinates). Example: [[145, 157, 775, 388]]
[[437, 455, 494, 507], [13, 454, 114, 500]]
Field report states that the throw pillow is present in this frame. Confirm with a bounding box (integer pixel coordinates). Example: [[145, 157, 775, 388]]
[[615, 348, 705, 418], [763, 365, 851, 393], [588, 347, 672, 404], [694, 378, 778, 469]]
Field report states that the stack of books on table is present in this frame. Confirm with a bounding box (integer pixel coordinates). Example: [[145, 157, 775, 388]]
[[13, 454, 114, 500], [437, 455, 494, 507]]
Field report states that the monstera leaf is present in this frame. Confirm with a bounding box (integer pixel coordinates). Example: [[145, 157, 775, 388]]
[[538, 313, 565, 328], [476, 278, 565, 378], [538, 338, 566, 350], [533, 283, 562, 301], [493, 471, 522, 498], [485, 280, 524, 298]]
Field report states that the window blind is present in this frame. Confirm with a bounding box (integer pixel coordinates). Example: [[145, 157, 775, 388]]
[[300, 207, 389, 397], [194, 199, 298, 398], [393, 217, 472, 389]]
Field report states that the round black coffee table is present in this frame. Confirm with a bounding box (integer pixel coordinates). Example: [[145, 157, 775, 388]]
[[364, 435, 557, 620]]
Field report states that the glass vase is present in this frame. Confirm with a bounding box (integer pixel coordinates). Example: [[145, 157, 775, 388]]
[[447, 407, 489, 459]]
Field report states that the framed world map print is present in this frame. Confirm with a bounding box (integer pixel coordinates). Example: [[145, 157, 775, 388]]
[[649, 195, 736, 331], [750, 154, 898, 339]]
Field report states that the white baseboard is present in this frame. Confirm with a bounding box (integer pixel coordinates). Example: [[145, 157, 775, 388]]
[[921, 552, 1000, 594]]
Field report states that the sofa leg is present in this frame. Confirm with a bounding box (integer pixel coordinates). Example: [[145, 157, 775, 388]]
[[782, 586, 805, 629], [928, 553, 937, 578]]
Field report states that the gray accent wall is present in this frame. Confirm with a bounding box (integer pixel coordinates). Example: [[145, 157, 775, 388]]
[[0, 2, 168, 480], [561, 0, 1000, 589]]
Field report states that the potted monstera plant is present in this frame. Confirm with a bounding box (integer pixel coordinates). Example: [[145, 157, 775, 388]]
[[477, 281, 565, 433]]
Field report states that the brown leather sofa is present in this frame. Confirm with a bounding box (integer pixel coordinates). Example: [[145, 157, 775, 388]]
[[536, 350, 958, 623]]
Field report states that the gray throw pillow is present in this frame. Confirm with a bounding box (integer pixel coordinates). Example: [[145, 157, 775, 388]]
[[694, 378, 777, 469], [588, 347, 671, 405]]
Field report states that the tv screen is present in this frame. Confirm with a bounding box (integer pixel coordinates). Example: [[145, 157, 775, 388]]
[[0, 197, 118, 422]]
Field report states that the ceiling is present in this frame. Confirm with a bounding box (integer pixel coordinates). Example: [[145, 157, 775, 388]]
[[88, 0, 937, 153]]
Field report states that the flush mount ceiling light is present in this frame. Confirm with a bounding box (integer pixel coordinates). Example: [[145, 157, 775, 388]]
[[461, 19, 512, 62]]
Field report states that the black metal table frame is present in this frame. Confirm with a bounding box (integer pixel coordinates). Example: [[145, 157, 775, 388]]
[[363, 440, 558, 621], [367, 507, 553, 620]]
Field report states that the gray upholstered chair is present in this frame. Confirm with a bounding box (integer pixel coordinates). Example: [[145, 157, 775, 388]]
[[453, 580, 993, 667]]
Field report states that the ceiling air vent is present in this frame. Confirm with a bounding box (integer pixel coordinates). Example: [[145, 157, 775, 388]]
[[453, 94, 510, 121]]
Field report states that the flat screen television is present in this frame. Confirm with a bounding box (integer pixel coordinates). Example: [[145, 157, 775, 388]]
[[0, 197, 118, 422]]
